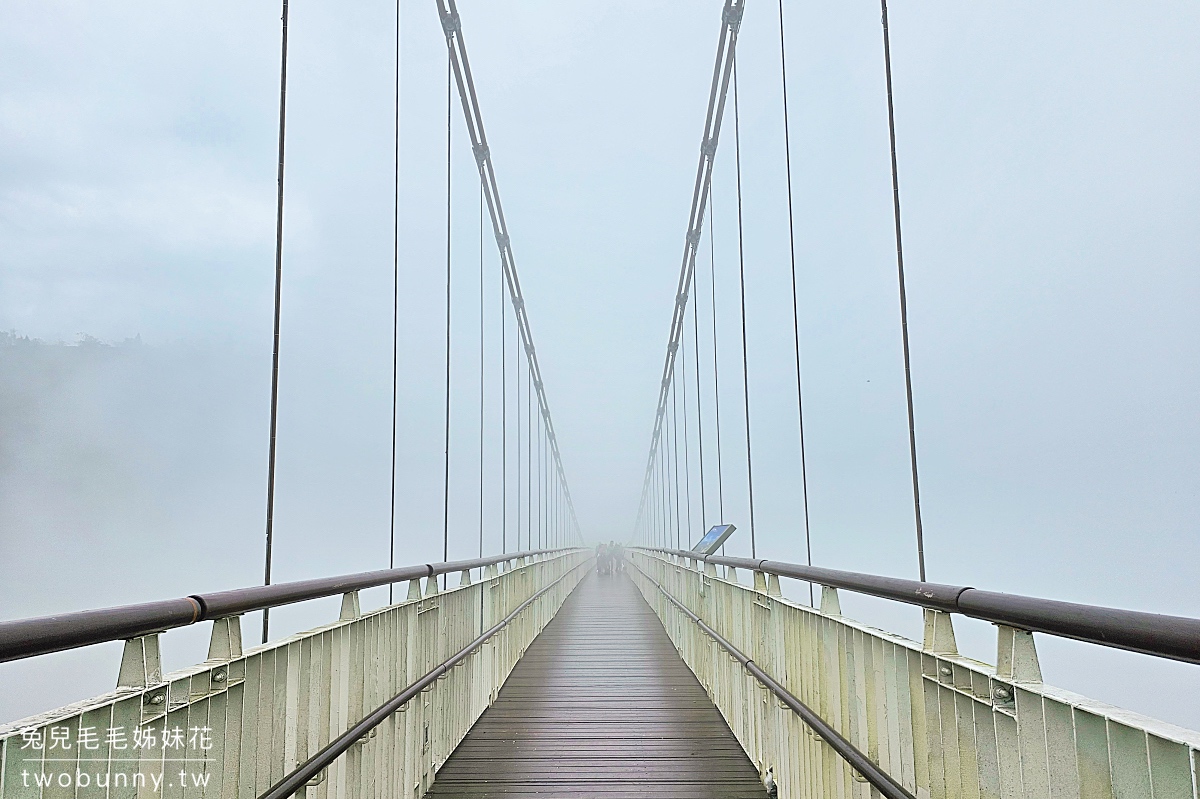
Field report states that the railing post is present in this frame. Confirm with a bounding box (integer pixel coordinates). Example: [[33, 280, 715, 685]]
[[339, 590, 362, 620], [766, 574, 782, 597], [117, 634, 162, 689], [459, 569, 472, 587], [207, 615, 243, 661], [819, 585, 841, 616], [996, 625, 1042, 683], [922, 609, 959, 656], [408, 578, 423, 600], [425, 575, 440, 596], [753, 571, 769, 593]]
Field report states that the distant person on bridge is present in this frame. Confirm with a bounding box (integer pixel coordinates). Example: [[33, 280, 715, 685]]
[[595, 543, 609, 575]]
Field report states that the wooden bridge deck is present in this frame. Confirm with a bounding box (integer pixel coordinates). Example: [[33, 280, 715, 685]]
[[426, 570, 766, 798]]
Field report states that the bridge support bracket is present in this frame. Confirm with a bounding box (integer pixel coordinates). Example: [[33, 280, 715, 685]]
[[117, 634, 163, 689], [820, 585, 842, 616], [996, 624, 1042, 683], [207, 615, 243, 661], [339, 591, 361, 621], [923, 609, 959, 656]]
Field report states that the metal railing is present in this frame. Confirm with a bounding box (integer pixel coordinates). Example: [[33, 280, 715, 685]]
[[0, 549, 566, 663], [653, 548, 1200, 664], [631, 548, 1200, 799], [0, 550, 588, 799]]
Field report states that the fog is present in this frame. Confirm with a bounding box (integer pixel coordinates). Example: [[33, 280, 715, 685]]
[[1, 0, 1198, 732]]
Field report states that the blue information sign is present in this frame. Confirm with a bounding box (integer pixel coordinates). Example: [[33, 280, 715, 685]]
[[691, 524, 736, 556]]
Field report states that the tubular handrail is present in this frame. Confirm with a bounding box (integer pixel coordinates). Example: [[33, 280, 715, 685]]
[[0, 549, 573, 663], [642, 548, 1200, 665], [628, 558, 915, 799], [258, 556, 593, 799]]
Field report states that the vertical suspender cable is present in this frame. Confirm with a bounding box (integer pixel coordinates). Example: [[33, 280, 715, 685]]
[[545, 421, 550, 546], [516, 329, 522, 550], [478, 182, 485, 560], [671, 365, 683, 548], [540, 415, 544, 548], [542, 417, 547, 548], [649, 450, 656, 546], [526, 368, 532, 549], [388, 0, 400, 605], [708, 196, 726, 527], [777, 0, 815, 605], [732, 57, 757, 558], [262, 0, 290, 644], [544, 416, 548, 546], [441, 48, 453, 586], [501, 226, 507, 554], [681, 335, 693, 546], [664, 442, 670, 548], [880, 0, 926, 582], [692, 269, 707, 532], [657, 443, 667, 544]]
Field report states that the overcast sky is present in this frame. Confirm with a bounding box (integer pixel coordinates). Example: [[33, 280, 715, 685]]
[[2, 0, 1198, 732]]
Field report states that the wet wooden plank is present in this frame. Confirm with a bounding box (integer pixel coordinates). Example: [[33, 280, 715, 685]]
[[426, 571, 766, 799]]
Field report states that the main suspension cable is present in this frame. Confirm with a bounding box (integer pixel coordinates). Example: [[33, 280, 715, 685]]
[[777, 0, 814, 604], [880, 0, 926, 581], [633, 0, 744, 543], [438, 0, 582, 538]]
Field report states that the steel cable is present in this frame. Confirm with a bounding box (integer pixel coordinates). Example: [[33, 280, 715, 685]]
[[388, 0, 400, 604], [438, 0, 581, 536], [776, 0, 815, 605], [501, 218, 507, 553], [708, 194, 725, 530], [880, 0, 926, 581], [732, 57, 758, 558], [478, 181, 485, 561], [262, 0, 291, 643], [671, 371, 682, 548], [441, 49, 453, 585], [633, 0, 743, 540], [691, 267, 706, 532], [681, 333, 693, 546]]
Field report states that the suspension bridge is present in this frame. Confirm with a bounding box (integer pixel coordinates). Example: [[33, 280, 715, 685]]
[[2, 1, 1199, 798]]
